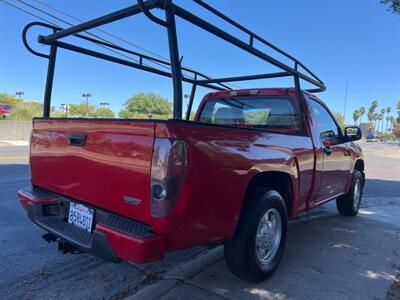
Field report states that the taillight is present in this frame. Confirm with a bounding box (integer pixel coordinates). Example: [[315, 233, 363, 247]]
[[151, 138, 187, 217]]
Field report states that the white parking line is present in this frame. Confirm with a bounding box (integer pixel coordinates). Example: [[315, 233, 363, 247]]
[[0, 140, 29, 146]]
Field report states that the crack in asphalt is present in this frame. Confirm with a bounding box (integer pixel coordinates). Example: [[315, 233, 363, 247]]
[[386, 266, 400, 300], [110, 272, 163, 300], [1, 257, 106, 298]]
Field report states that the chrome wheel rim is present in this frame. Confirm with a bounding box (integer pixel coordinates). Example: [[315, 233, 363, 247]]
[[353, 179, 361, 210], [255, 208, 282, 265]]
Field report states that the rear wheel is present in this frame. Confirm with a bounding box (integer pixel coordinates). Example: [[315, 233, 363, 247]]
[[224, 188, 288, 282], [336, 170, 363, 216]]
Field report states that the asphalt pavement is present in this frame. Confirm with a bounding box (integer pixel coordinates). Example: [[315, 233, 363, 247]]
[[0, 142, 399, 300]]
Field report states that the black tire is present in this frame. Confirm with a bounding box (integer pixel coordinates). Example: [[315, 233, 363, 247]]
[[336, 170, 363, 216], [224, 188, 288, 283]]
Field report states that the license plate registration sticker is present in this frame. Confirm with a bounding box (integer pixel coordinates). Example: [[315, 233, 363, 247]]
[[68, 202, 94, 232]]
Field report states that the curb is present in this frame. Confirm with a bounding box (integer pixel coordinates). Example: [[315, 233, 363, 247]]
[[125, 247, 224, 299]]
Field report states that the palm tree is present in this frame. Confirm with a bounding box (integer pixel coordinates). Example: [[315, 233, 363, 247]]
[[389, 116, 395, 130], [380, 108, 385, 132], [368, 100, 378, 124], [375, 114, 380, 132], [385, 107, 391, 131], [386, 115, 390, 131], [397, 101, 400, 123], [367, 111, 373, 123], [359, 106, 366, 124], [372, 112, 379, 130], [352, 110, 360, 125], [333, 112, 345, 129]]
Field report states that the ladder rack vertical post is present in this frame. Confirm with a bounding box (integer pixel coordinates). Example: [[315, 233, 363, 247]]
[[165, 1, 183, 120], [43, 41, 57, 117], [186, 80, 197, 120], [294, 74, 304, 135]]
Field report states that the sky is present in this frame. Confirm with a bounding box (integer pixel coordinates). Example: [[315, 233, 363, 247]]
[[0, 0, 399, 123]]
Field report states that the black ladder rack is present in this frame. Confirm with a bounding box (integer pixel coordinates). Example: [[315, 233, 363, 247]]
[[22, 0, 326, 120]]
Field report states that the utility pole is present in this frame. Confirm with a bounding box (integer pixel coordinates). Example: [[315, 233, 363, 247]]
[[343, 82, 348, 124], [15, 91, 24, 100], [82, 93, 92, 117]]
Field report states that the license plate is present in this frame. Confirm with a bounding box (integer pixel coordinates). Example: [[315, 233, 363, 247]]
[[68, 202, 94, 232]]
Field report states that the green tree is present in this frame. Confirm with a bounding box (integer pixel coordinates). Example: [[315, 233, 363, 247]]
[[93, 107, 115, 118], [68, 102, 97, 117], [244, 109, 269, 125], [1, 93, 45, 120], [0, 93, 19, 105], [393, 123, 400, 138], [381, 0, 400, 14], [8, 101, 43, 120], [397, 100, 400, 123], [333, 112, 345, 129], [119, 92, 171, 119]]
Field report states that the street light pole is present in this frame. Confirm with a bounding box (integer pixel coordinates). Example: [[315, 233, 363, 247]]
[[60, 104, 69, 117], [343, 82, 348, 123], [15, 91, 24, 100], [82, 93, 92, 117]]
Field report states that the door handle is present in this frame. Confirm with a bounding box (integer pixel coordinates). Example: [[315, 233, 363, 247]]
[[67, 133, 87, 146], [323, 146, 332, 155]]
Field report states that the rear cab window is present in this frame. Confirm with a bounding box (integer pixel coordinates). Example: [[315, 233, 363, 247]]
[[198, 96, 300, 134]]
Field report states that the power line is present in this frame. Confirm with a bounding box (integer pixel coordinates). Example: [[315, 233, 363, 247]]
[[17, 0, 73, 27], [15, 0, 211, 79], [0, 0, 58, 25], [24, 0, 183, 73], [14, 0, 144, 65], [32, 0, 171, 62], [1, 0, 238, 89], [31, 0, 240, 88], [2, 0, 147, 66], [7, 0, 175, 72]]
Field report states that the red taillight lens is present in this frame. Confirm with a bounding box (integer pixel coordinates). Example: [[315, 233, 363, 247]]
[[151, 138, 187, 217]]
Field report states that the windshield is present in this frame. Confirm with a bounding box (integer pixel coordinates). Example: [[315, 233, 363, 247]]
[[198, 96, 299, 131]]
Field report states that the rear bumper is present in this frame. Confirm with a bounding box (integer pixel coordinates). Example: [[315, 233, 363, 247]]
[[18, 187, 165, 264]]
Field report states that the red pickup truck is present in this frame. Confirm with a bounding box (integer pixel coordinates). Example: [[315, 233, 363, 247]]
[[18, 87, 364, 282], [18, 1, 364, 282], [0, 103, 13, 118]]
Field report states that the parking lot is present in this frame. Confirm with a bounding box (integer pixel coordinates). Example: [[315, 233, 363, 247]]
[[0, 141, 399, 300]]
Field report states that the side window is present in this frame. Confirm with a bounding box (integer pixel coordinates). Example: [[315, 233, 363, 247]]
[[308, 98, 340, 140]]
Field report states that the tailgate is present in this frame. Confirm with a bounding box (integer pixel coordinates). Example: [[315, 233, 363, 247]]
[[30, 118, 155, 224]]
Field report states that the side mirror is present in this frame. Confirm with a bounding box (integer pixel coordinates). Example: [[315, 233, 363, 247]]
[[344, 126, 362, 142]]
